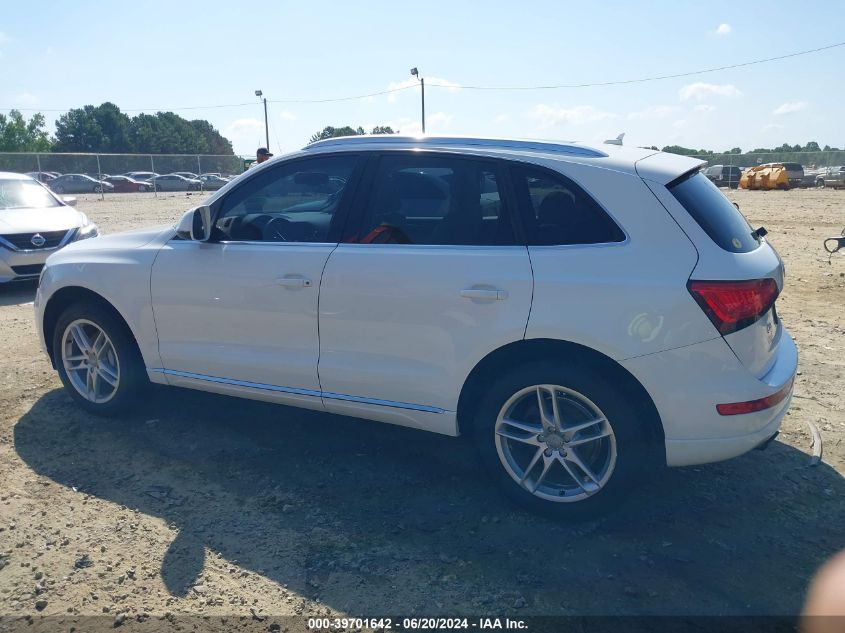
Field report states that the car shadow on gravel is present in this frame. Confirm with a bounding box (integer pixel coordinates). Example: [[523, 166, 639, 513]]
[[0, 280, 37, 307], [14, 386, 845, 616]]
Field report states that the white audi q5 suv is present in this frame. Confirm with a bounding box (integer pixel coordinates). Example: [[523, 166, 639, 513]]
[[34, 136, 797, 517]]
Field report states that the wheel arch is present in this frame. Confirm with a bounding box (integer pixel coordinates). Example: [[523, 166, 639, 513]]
[[42, 286, 141, 369], [457, 338, 666, 465]]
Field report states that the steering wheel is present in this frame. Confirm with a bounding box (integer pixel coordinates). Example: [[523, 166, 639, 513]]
[[263, 217, 293, 242]]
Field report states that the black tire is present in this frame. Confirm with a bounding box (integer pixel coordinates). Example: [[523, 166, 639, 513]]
[[52, 302, 148, 416], [469, 360, 657, 519], [54, 186, 64, 194], [93, 185, 102, 193], [138, 184, 147, 192], [817, 179, 825, 188]]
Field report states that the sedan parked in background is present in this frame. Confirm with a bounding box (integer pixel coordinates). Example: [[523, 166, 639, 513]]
[[0, 173, 98, 283], [49, 174, 115, 194], [123, 172, 159, 182], [152, 174, 202, 192], [103, 176, 153, 193], [25, 171, 58, 184], [199, 175, 229, 190]]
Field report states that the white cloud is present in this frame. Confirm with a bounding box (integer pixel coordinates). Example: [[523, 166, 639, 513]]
[[13, 92, 38, 106], [627, 105, 679, 120], [44, 46, 53, 57], [679, 82, 741, 101], [714, 23, 732, 36], [763, 123, 784, 131], [387, 76, 460, 103], [494, 114, 509, 124], [278, 110, 296, 121], [530, 104, 616, 128], [694, 104, 715, 113], [428, 111, 454, 127], [0, 32, 11, 45], [224, 118, 264, 137], [772, 101, 809, 116], [672, 119, 688, 129]]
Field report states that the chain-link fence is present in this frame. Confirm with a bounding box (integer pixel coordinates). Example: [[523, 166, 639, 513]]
[[0, 152, 247, 196]]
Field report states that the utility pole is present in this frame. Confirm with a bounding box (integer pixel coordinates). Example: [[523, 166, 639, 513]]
[[255, 89, 269, 148], [410, 68, 425, 134]]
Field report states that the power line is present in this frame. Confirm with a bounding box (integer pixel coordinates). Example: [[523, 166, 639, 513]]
[[426, 41, 845, 90], [3, 40, 843, 113]]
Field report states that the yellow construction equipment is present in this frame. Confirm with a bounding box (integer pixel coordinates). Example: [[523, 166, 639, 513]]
[[739, 164, 790, 190]]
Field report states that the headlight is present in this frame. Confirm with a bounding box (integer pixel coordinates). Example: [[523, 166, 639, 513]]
[[74, 223, 100, 241]]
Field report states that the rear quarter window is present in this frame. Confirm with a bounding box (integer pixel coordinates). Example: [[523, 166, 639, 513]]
[[669, 172, 759, 253]]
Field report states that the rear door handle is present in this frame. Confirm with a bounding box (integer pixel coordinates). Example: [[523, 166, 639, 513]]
[[276, 275, 312, 288], [460, 288, 508, 301]]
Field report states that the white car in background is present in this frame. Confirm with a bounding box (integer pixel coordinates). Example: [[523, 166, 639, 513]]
[[0, 173, 99, 283], [34, 136, 797, 518]]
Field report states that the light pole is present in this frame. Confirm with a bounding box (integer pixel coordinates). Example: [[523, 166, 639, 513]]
[[410, 67, 425, 134], [255, 89, 269, 149]]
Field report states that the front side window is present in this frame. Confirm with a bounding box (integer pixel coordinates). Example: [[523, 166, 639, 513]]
[[216, 154, 359, 243], [512, 166, 625, 246], [353, 154, 516, 246]]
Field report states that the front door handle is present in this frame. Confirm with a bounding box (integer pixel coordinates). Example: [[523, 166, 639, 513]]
[[460, 288, 508, 301], [276, 275, 312, 288]]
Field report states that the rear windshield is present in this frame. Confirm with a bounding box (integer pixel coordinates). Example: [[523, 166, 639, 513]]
[[669, 172, 759, 253]]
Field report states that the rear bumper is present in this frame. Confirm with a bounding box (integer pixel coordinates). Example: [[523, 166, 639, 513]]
[[621, 330, 798, 467]]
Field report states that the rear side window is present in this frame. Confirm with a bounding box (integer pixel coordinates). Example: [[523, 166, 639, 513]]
[[512, 166, 625, 246], [669, 172, 758, 253], [353, 154, 516, 246]]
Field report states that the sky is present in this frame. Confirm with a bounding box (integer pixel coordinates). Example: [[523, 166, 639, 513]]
[[1, 0, 843, 157]]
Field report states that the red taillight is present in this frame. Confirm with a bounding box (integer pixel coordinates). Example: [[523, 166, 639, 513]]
[[688, 278, 779, 335], [716, 377, 794, 415]]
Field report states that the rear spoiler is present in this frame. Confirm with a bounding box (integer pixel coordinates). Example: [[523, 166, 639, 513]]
[[635, 152, 707, 186]]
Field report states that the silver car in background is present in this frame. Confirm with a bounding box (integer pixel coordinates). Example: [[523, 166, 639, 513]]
[[151, 174, 202, 192], [49, 174, 115, 194], [0, 173, 99, 283]]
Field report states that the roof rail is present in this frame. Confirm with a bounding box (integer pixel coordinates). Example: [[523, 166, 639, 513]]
[[303, 135, 608, 158]]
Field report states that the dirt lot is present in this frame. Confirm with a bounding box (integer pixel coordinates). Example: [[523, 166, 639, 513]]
[[0, 189, 843, 628]]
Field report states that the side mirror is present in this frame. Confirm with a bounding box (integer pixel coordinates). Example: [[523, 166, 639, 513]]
[[62, 196, 78, 207], [176, 206, 213, 241]]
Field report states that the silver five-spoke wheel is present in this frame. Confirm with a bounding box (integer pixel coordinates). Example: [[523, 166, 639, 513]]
[[494, 384, 617, 503], [61, 319, 121, 404]]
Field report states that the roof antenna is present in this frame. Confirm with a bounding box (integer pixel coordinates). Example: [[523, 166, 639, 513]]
[[604, 133, 625, 146]]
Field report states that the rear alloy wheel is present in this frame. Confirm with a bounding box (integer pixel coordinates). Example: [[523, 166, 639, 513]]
[[138, 184, 147, 192], [93, 185, 103, 193], [471, 362, 654, 518], [53, 303, 147, 415], [494, 385, 617, 503]]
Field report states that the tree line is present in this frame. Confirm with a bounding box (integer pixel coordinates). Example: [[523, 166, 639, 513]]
[[0, 104, 234, 155], [658, 141, 841, 156]]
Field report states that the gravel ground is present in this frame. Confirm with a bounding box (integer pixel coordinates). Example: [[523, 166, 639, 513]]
[[0, 189, 843, 629]]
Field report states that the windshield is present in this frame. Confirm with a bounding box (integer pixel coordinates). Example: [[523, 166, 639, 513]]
[[0, 179, 62, 210]]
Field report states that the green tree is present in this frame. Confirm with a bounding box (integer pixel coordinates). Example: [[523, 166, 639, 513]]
[[309, 125, 397, 144], [54, 103, 133, 152], [0, 110, 52, 152], [803, 141, 820, 152]]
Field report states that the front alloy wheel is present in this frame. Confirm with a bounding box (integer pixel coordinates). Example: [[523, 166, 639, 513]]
[[53, 302, 147, 415], [495, 385, 617, 502], [61, 319, 121, 404]]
